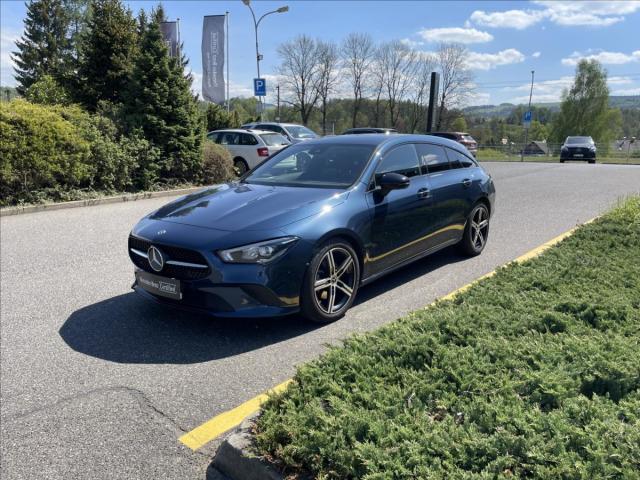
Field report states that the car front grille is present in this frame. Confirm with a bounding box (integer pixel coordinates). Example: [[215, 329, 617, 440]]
[[128, 235, 211, 280]]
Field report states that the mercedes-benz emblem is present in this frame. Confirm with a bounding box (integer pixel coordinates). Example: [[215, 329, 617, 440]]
[[147, 246, 164, 272]]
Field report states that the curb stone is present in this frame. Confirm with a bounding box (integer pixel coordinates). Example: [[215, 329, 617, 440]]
[[0, 186, 204, 217], [209, 413, 283, 480]]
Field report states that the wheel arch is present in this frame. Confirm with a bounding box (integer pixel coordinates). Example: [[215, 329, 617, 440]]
[[314, 229, 366, 274]]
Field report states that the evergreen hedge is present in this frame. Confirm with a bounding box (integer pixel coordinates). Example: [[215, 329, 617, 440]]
[[255, 197, 640, 479]]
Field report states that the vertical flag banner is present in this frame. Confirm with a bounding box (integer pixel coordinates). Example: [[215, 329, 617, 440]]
[[160, 21, 179, 57], [202, 15, 226, 104]]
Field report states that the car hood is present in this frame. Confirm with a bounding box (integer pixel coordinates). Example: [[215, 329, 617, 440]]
[[150, 183, 348, 231]]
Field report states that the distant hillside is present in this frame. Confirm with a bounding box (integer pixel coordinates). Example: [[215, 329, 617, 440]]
[[464, 96, 640, 119]]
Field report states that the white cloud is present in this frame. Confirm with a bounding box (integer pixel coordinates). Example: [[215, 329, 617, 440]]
[[505, 75, 640, 103], [535, 0, 640, 26], [561, 50, 640, 66], [611, 87, 640, 96], [468, 1, 640, 30], [470, 9, 546, 29], [1, 30, 20, 87], [466, 48, 525, 70], [400, 38, 424, 49], [464, 91, 492, 106], [418, 27, 493, 44], [532, 51, 541, 58]]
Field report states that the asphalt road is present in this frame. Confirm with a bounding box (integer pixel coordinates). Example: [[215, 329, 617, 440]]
[[2, 162, 639, 480]]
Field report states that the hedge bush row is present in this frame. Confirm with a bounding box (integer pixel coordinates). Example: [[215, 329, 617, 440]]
[[255, 197, 640, 479], [0, 100, 235, 206]]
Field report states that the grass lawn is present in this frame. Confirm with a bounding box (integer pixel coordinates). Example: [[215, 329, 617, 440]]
[[254, 197, 640, 479]]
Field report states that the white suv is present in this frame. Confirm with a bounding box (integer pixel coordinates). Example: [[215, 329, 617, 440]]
[[206, 129, 290, 174]]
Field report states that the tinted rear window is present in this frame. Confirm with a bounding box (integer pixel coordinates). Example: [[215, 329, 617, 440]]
[[260, 133, 289, 146], [566, 136, 593, 144]]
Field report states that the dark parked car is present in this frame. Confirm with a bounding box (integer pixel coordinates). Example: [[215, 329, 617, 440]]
[[129, 134, 495, 323], [342, 127, 398, 135], [560, 136, 596, 163], [429, 132, 478, 157]]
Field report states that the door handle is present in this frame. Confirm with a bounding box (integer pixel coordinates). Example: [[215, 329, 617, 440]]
[[462, 178, 472, 188], [417, 187, 431, 199]]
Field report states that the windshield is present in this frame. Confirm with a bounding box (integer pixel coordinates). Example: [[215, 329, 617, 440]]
[[286, 125, 318, 139], [244, 142, 375, 188], [461, 135, 476, 143], [260, 133, 290, 146], [566, 136, 593, 144]]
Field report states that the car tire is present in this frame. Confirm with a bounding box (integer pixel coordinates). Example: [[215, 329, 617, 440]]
[[589, 159, 596, 164], [234, 158, 249, 175], [560, 159, 565, 163], [459, 203, 490, 257], [300, 240, 360, 323]]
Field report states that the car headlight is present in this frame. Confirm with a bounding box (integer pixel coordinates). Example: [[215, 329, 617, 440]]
[[589, 145, 596, 151], [561, 146, 568, 151], [217, 237, 298, 264]]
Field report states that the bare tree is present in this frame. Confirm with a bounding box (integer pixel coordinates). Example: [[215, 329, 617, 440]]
[[435, 43, 474, 130], [341, 32, 374, 128], [377, 40, 418, 128], [315, 40, 340, 135], [370, 46, 386, 127], [277, 35, 320, 125], [407, 54, 435, 133]]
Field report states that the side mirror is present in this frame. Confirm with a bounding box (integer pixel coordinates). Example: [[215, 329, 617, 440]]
[[375, 172, 410, 194]]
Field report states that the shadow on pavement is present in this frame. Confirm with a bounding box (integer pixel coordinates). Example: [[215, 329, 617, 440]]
[[60, 246, 467, 365], [59, 293, 319, 364]]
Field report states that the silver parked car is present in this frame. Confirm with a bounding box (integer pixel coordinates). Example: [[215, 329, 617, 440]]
[[206, 129, 290, 174], [240, 122, 319, 144]]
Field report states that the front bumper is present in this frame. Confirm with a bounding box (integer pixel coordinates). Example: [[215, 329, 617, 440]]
[[128, 225, 314, 318], [132, 273, 299, 317], [561, 148, 596, 160]]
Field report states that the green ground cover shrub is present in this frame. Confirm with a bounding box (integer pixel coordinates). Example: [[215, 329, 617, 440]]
[[0, 99, 91, 205], [202, 141, 235, 185], [255, 197, 640, 479]]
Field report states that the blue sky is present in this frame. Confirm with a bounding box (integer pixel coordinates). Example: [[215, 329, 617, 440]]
[[2, 0, 640, 106]]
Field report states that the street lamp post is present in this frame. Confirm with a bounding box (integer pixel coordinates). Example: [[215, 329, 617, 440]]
[[242, 0, 288, 121]]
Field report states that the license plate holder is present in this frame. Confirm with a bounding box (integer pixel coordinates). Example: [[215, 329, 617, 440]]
[[573, 153, 583, 157], [136, 271, 182, 300]]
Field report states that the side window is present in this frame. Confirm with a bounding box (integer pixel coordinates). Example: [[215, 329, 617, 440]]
[[257, 124, 279, 133], [415, 143, 450, 174], [220, 132, 239, 145], [207, 132, 222, 144], [446, 148, 475, 169], [240, 133, 258, 146], [375, 144, 420, 181]]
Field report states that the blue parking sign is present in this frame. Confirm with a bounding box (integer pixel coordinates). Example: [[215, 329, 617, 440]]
[[523, 110, 532, 128], [254, 78, 266, 97]]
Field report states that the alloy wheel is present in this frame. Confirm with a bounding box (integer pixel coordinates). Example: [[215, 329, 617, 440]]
[[471, 206, 489, 250], [313, 247, 356, 314]]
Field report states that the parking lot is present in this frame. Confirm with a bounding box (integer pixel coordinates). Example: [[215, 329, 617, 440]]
[[1, 161, 639, 480]]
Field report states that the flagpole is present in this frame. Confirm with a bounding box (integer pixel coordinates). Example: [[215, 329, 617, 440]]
[[226, 11, 230, 112], [177, 18, 181, 59]]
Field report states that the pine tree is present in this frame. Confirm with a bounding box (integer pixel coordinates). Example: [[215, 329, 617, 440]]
[[12, 0, 72, 95], [76, 0, 137, 110], [124, 7, 203, 182]]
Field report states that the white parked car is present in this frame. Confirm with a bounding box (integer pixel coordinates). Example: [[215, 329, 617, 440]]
[[240, 122, 319, 144], [206, 129, 290, 174]]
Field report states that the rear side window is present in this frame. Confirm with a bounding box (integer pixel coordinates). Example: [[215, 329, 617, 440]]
[[446, 148, 476, 169], [240, 133, 259, 146], [260, 133, 289, 146], [220, 132, 239, 145], [415, 143, 450, 174], [207, 132, 221, 143], [375, 144, 421, 179]]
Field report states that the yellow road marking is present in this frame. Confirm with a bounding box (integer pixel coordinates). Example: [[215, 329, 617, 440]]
[[179, 379, 292, 451], [179, 217, 596, 451]]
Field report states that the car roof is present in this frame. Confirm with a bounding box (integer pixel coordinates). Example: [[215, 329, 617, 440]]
[[208, 129, 277, 135], [297, 133, 471, 153]]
